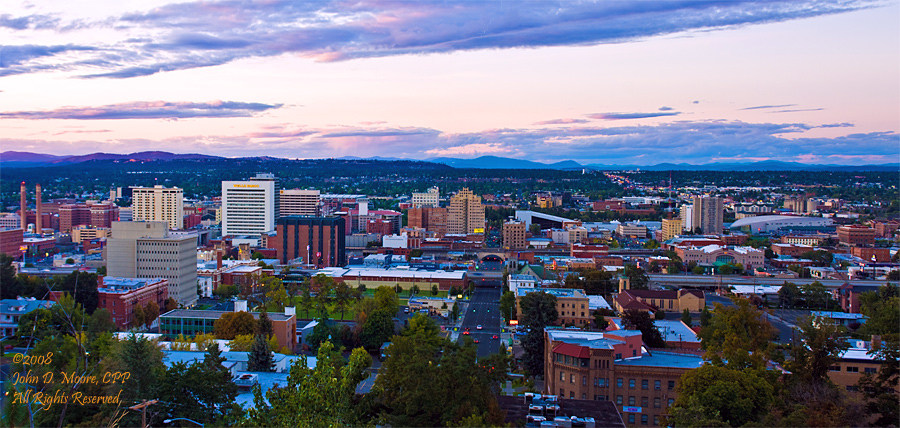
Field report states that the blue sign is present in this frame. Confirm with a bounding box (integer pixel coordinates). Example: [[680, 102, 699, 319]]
[[623, 406, 642, 413]]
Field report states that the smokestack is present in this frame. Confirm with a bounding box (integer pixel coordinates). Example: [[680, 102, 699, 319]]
[[20, 182, 27, 231], [216, 245, 223, 270], [35, 184, 42, 235]]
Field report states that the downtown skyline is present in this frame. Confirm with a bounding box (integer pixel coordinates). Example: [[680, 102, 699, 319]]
[[1, 0, 898, 166]]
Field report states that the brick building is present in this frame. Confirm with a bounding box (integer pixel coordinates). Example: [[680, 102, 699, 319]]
[[837, 225, 875, 247], [502, 220, 526, 250], [270, 216, 346, 267], [615, 286, 705, 313], [408, 207, 449, 236], [59, 204, 91, 233], [516, 288, 592, 326], [0, 228, 24, 259], [160, 306, 297, 351], [95, 277, 169, 329], [850, 247, 891, 263], [544, 328, 704, 426]]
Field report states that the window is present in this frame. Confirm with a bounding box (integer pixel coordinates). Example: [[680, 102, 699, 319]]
[[846, 385, 859, 392], [654, 416, 659, 426], [642, 414, 648, 425], [642, 380, 649, 390], [668, 398, 674, 407], [617, 378, 623, 388], [560, 371, 565, 381], [616, 396, 623, 405], [829, 365, 840, 371], [615, 353, 622, 360], [570, 391, 574, 399], [668, 381, 675, 390], [560, 389, 565, 396], [654, 380, 661, 390], [654, 397, 661, 408], [847, 366, 859, 373], [628, 396, 635, 406], [583, 376, 587, 385], [582, 393, 586, 400], [865, 367, 877, 374], [628, 415, 635, 424], [629, 379, 635, 389], [641, 397, 648, 407], [571, 374, 576, 383]]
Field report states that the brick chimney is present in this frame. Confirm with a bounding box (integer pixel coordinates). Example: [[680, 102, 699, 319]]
[[20, 182, 27, 230], [35, 184, 42, 234], [216, 245, 223, 270]]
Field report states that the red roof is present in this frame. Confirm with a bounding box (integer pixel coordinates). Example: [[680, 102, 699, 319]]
[[552, 342, 592, 359]]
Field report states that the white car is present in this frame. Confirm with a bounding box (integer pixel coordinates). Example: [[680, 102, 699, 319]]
[[476, 325, 483, 330]]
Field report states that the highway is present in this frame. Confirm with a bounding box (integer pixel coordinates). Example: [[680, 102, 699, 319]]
[[649, 274, 889, 290]]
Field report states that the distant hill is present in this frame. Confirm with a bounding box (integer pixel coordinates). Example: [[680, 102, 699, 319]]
[[2, 151, 894, 171], [1, 151, 223, 167]]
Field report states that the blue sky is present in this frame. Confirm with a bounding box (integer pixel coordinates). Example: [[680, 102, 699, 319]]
[[1, 0, 898, 165]]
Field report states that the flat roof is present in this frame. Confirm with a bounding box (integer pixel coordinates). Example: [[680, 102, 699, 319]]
[[616, 351, 706, 369], [545, 329, 626, 350], [516, 287, 586, 299], [161, 309, 294, 321], [317, 266, 466, 280], [99, 277, 166, 293]]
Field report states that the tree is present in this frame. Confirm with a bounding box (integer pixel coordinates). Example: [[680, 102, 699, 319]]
[[623, 264, 650, 290], [410, 248, 424, 258], [786, 315, 849, 384], [58, 271, 99, 314], [691, 265, 705, 275], [779, 281, 800, 308], [499, 291, 517, 321], [519, 291, 558, 376], [299, 284, 314, 319], [359, 307, 395, 350], [246, 342, 371, 427], [143, 300, 160, 328], [314, 276, 334, 321], [402, 313, 443, 348], [132, 304, 146, 329], [681, 308, 692, 326], [333, 281, 352, 320], [431, 284, 439, 296], [163, 297, 179, 312], [257, 310, 274, 338], [667, 259, 683, 274], [800, 250, 833, 266], [699, 306, 712, 327], [374, 285, 400, 314], [698, 297, 778, 370], [0, 253, 21, 299], [248, 334, 275, 372], [622, 309, 666, 348], [450, 301, 461, 322], [306, 321, 336, 352], [594, 310, 609, 330], [530, 223, 541, 235], [667, 365, 774, 427], [717, 264, 733, 275], [801, 281, 830, 309], [159, 343, 240, 424], [654, 309, 666, 320], [214, 311, 257, 340]]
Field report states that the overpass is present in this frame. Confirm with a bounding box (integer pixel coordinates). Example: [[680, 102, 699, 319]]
[[648, 274, 890, 291]]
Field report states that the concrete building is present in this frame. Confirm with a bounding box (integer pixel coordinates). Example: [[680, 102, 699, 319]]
[[131, 185, 184, 229], [674, 244, 765, 272], [96, 277, 169, 329], [280, 189, 320, 217], [503, 220, 526, 250], [691, 196, 723, 235], [679, 204, 694, 232], [160, 306, 297, 351], [411, 186, 440, 208], [616, 223, 648, 239], [269, 216, 345, 267], [448, 188, 485, 234], [72, 226, 111, 243], [106, 221, 198, 306], [1, 297, 55, 337], [543, 328, 705, 426], [660, 218, 682, 242], [222, 174, 279, 236]]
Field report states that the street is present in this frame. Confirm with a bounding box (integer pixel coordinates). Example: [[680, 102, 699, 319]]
[[458, 282, 503, 359]]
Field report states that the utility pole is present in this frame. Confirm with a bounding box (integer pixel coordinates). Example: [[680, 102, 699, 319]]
[[129, 399, 158, 428]]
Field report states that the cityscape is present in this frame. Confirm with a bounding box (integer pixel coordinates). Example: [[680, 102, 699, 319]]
[[1, 1, 899, 428]]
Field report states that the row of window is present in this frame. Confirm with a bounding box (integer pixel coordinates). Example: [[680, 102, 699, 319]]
[[830, 365, 877, 373]]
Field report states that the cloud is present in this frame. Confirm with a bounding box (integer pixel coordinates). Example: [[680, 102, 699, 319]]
[[533, 118, 590, 125], [740, 104, 796, 110], [771, 108, 825, 113], [2, 0, 878, 78], [588, 111, 681, 120], [1, 100, 282, 120], [658, 106, 674, 111]]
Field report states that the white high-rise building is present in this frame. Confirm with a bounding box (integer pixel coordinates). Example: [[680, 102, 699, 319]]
[[680, 204, 694, 232], [130, 185, 184, 229], [411, 187, 440, 208], [222, 174, 278, 236], [280, 189, 320, 217], [106, 221, 198, 306]]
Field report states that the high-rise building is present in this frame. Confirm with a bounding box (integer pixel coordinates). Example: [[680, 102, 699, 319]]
[[411, 187, 440, 208], [107, 221, 198, 306], [679, 204, 693, 232], [269, 216, 346, 267], [280, 189, 320, 217], [448, 188, 485, 235], [691, 197, 723, 235], [131, 185, 184, 229], [221, 174, 278, 236], [59, 204, 91, 233], [89, 203, 119, 229], [407, 207, 449, 236], [502, 220, 526, 250], [661, 218, 682, 241]]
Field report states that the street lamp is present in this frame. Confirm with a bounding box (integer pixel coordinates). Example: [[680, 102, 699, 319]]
[[163, 418, 204, 427]]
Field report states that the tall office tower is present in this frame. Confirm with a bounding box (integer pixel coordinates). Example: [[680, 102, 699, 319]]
[[35, 184, 42, 233], [680, 205, 694, 232], [692, 196, 724, 235], [270, 216, 346, 267], [502, 220, 526, 250], [280, 189, 320, 216], [411, 186, 440, 208], [661, 217, 683, 241], [131, 185, 184, 229], [107, 221, 198, 306], [448, 188, 485, 234], [221, 174, 277, 236], [19, 182, 26, 231], [250, 173, 280, 220], [407, 207, 449, 236]]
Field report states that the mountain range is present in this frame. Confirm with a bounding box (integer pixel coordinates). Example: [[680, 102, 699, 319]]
[[2, 151, 896, 171]]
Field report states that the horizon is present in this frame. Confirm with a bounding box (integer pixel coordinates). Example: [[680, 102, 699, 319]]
[[1, 1, 898, 165]]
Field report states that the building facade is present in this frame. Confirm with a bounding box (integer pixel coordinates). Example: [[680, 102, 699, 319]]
[[96, 277, 169, 329], [837, 225, 875, 247], [660, 218, 682, 242], [222, 174, 279, 236], [516, 288, 592, 326], [448, 188, 485, 235], [503, 220, 526, 250], [691, 196, 723, 235], [106, 221, 198, 306], [131, 185, 184, 229], [411, 187, 440, 208], [280, 189, 320, 217], [160, 308, 297, 350], [270, 216, 346, 266]]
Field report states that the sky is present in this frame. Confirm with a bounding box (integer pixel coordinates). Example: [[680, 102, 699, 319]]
[[1, 0, 898, 166]]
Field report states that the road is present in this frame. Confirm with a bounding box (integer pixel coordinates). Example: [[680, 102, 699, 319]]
[[650, 274, 889, 289], [458, 282, 503, 359]]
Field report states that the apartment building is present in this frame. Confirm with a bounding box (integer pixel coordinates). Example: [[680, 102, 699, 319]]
[[503, 220, 526, 250], [131, 185, 184, 229], [280, 189, 320, 217], [516, 288, 591, 326], [221, 174, 279, 236], [691, 196, 723, 235], [448, 188, 485, 235]]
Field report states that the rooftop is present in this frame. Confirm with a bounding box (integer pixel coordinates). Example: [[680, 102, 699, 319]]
[[316, 266, 466, 280], [616, 351, 706, 369], [99, 277, 167, 293], [516, 287, 587, 299], [161, 309, 295, 321]]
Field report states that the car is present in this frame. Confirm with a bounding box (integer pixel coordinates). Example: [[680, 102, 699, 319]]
[[462, 331, 470, 335], [476, 325, 482, 330], [473, 339, 480, 343], [491, 334, 499, 339], [403, 307, 409, 313]]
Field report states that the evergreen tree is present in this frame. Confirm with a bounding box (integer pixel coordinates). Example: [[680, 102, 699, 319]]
[[248, 334, 275, 372], [519, 291, 558, 377], [257, 310, 274, 338]]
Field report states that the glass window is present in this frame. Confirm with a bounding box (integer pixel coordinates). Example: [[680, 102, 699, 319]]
[[628, 396, 635, 406], [668, 381, 675, 390], [847, 367, 859, 373], [629, 379, 635, 389], [654, 380, 661, 390], [642, 380, 648, 390], [654, 416, 659, 426], [642, 415, 648, 425], [560, 371, 565, 381], [628, 415, 635, 424], [865, 367, 877, 374], [616, 396, 623, 405], [668, 398, 674, 406], [654, 397, 661, 408], [571, 374, 575, 383], [617, 378, 623, 388], [642, 397, 648, 407]]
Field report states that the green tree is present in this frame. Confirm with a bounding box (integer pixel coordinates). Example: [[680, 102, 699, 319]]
[[681, 308, 692, 326], [159, 343, 240, 424], [359, 307, 395, 350], [402, 313, 443, 348], [214, 311, 257, 340], [499, 290, 517, 322], [800, 250, 834, 266], [333, 281, 352, 320], [132, 304, 146, 329], [786, 315, 849, 384], [299, 283, 314, 319], [801, 280, 831, 309], [654, 309, 666, 320], [699, 306, 711, 327], [431, 284, 439, 296], [143, 300, 160, 328], [246, 342, 371, 427], [306, 321, 336, 352], [450, 301, 461, 322], [374, 285, 400, 314], [227, 333, 255, 351], [410, 284, 420, 296], [257, 310, 274, 338], [691, 265, 705, 275], [314, 276, 334, 321], [717, 264, 733, 275], [623, 264, 650, 290], [698, 297, 778, 370], [622, 309, 666, 348], [0, 253, 21, 299], [667, 365, 774, 427], [779, 281, 801, 308], [594, 310, 609, 330], [248, 334, 275, 372], [519, 291, 558, 376]]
